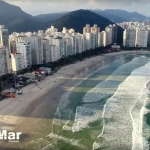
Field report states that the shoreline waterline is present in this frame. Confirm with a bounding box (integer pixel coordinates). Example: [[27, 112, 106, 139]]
[[0, 51, 150, 149]]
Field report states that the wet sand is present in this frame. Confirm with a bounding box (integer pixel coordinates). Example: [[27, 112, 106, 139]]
[[0, 51, 147, 149]]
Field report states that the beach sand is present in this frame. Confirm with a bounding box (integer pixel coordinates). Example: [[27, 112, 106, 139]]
[[0, 51, 148, 149]]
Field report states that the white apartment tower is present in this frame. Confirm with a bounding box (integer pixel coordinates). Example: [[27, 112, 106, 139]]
[[11, 53, 25, 72], [43, 39, 51, 63], [62, 27, 69, 34], [50, 45, 58, 62], [101, 31, 107, 47], [105, 25, 113, 46], [123, 29, 136, 47], [98, 32, 104, 47], [112, 24, 118, 43], [9, 32, 18, 53], [83, 24, 91, 34], [91, 24, 100, 33], [53, 36, 63, 59], [28, 36, 43, 65], [84, 33, 91, 50], [64, 35, 72, 57], [0, 25, 8, 47], [0, 46, 10, 75], [135, 30, 148, 48], [16, 41, 32, 68], [73, 33, 84, 54], [68, 29, 75, 34], [148, 30, 150, 48], [45, 26, 58, 35], [90, 33, 96, 49], [91, 24, 100, 48], [45, 35, 54, 45], [71, 35, 77, 55]]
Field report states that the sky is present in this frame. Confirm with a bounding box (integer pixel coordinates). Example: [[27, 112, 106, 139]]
[[3, 0, 150, 16]]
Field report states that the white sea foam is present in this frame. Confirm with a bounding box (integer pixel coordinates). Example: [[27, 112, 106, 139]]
[[72, 56, 149, 132], [56, 56, 127, 131], [94, 62, 150, 150], [51, 55, 150, 150], [46, 133, 87, 149]]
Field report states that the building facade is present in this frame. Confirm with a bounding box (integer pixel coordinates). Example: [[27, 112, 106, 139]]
[[135, 30, 148, 48], [28, 36, 43, 65], [0, 46, 10, 75], [0, 25, 8, 47], [123, 29, 136, 47], [105, 25, 113, 46], [16, 41, 32, 68], [50, 45, 58, 62], [11, 53, 25, 72], [43, 39, 51, 63]]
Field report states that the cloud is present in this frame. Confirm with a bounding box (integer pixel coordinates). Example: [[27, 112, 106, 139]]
[[3, 0, 150, 16]]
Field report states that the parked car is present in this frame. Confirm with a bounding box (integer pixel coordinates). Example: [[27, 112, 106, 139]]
[[15, 90, 22, 95], [2, 92, 16, 98]]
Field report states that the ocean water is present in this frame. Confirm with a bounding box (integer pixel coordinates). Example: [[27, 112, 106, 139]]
[[31, 53, 150, 150]]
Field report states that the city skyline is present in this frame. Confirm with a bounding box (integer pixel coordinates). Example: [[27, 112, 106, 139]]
[[3, 0, 150, 16]]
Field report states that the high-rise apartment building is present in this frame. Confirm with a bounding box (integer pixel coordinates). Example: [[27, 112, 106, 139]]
[[97, 32, 102, 47], [53, 36, 63, 59], [43, 39, 51, 63], [0, 25, 8, 47], [64, 35, 72, 57], [73, 33, 84, 54], [148, 31, 150, 48], [62, 27, 69, 34], [135, 30, 148, 48], [50, 45, 58, 62], [83, 24, 91, 34], [101, 31, 107, 47], [0, 46, 10, 75], [84, 33, 91, 50], [105, 25, 113, 45], [91, 24, 100, 33], [16, 41, 32, 68], [11, 53, 25, 72], [123, 29, 136, 47], [90, 33, 96, 49], [45, 26, 58, 35], [112, 24, 118, 43], [28, 36, 44, 65]]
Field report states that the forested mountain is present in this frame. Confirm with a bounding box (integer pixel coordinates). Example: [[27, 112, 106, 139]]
[[52, 9, 123, 44], [0, 0, 123, 44], [0, 0, 51, 33]]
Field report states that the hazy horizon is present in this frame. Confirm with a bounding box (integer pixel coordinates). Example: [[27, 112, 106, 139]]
[[3, 0, 150, 17]]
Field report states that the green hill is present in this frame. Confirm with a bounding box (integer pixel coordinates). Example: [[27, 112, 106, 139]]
[[0, 0, 51, 33], [35, 9, 150, 24], [52, 9, 123, 44], [0, 1, 123, 44], [0, 0, 32, 24], [34, 12, 68, 22]]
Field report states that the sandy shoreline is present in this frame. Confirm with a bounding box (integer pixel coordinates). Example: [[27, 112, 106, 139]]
[[0, 51, 149, 149]]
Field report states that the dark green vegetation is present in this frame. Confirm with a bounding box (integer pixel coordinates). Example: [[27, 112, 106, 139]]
[[0, 0, 52, 33], [52, 9, 114, 33], [93, 9, 150, 23], [0, 0, 32, 24], [52, 9, 123, 44], [0, 0, 123, 44], [34, 12, 68, 22], [35, 9, 150, 23], [0, 0, 149, 35]]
